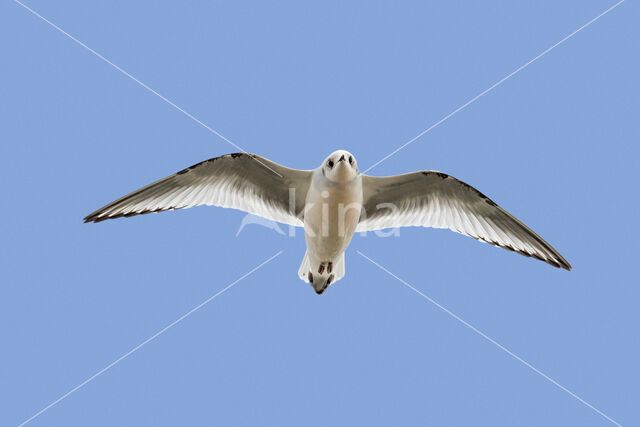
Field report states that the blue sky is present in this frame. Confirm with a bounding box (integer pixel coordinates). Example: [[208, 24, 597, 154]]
[[1, 1, 637, 426]]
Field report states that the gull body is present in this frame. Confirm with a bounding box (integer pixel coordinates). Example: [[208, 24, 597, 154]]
[[301, 150, 363, 293], [85, 150, 571, 294]]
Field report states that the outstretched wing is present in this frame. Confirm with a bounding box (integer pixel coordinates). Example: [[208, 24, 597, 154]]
[[358, 171, 570, 270], [85, 153, 311, 225]]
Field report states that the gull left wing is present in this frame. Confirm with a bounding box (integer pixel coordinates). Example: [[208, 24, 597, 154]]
[[358, 171, 570, 270]]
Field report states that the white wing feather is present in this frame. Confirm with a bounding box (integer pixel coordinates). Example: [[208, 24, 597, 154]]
[[85, 153, 311, 225], [358, 171, 570, 270]]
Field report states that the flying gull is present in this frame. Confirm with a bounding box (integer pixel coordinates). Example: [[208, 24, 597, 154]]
[[85, 151, 571, 294]]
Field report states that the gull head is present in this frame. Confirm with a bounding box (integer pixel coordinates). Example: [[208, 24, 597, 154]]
[[322, 150, 359, 182]]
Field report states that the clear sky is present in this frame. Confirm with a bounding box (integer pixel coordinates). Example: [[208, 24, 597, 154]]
[[1, 1, 637, 426]]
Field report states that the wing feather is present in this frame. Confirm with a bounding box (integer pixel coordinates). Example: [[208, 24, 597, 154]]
[[84, 153, 311, 225], [358, 171, 570, 270]]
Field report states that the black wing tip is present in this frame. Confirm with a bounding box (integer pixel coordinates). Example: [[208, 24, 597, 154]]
[[83, 213, 101, 223], [84, 210, 116, 223], [474, 236, 572, 271], [522, 251, 572, 271], [522, 250, 572, 271], [83, 214, 112, 223], [83, 207, 177, 224], [557, 259, 572, 271], [538, 249, 571, 271], [545, 257, 571, 271], [84, 214, 110, 223]]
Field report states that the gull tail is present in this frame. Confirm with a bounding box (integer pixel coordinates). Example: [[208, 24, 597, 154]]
[[298, 251, 345, 295]]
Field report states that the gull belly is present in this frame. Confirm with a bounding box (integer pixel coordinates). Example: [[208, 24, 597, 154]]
[[300, 169, 363, 291]]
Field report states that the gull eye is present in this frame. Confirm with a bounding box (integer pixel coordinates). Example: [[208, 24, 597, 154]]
[[327, 160, 334, 168], [348, 156, 353, 165]]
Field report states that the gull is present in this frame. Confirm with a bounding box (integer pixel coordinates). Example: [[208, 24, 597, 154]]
[[85, 150, 570, 294]]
